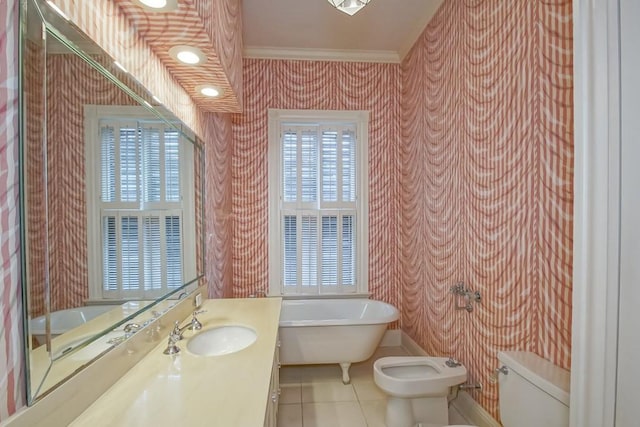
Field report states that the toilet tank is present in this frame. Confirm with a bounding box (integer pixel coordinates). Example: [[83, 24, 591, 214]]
[[497, 351, 570, 427]]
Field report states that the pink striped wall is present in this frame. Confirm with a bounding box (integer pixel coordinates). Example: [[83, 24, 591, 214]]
[[204, 112, 234, 298], [0, 0, 26, 420], [231, 59, 401, 309], [24, 40, 47, 320], [400, 0, 573, 419]]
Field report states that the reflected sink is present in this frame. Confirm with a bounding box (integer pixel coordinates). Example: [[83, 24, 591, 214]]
[[187, 325, 257, 356]]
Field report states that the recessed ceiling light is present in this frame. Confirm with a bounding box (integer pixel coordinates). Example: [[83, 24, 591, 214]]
[[196, 85, 224, 98], [169, 46, 207, 65], [134, 0, 178, 12]]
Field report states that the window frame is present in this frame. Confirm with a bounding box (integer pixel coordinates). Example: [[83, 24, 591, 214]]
[[84, 105, 197, 302], [267, 109, 369, 297]]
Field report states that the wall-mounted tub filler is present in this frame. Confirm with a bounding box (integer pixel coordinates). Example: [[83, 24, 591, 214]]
[[450, 282, 481, 312]]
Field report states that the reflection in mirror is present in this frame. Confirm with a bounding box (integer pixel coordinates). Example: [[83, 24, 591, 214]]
[[22, 0, 205, 402]]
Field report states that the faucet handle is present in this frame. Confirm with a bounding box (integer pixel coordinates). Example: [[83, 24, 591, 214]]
[[163, 329, 181, 355], [445, 357, 462, 368], [489, 365, 509, 383], [123, 322, 141, 337], [190, 311, 204, 330], [171, 320, 184, 340]]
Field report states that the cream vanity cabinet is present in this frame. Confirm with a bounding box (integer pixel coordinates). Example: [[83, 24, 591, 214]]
[[265, 335, 281, 427]]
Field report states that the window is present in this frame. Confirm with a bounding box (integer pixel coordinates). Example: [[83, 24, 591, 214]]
[[268, 110, 369, 296], [85, 106, 196, 301]]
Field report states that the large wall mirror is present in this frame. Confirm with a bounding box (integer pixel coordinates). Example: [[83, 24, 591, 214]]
[[21, 0, 205, 402]]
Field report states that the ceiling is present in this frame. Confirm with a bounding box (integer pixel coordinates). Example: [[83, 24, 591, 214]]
[[242, 0, 445, 62]]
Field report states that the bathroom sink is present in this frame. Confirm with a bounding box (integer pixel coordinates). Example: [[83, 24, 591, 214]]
[[186, 325, 257, 356]]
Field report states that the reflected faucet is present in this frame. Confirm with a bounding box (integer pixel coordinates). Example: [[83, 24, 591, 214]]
[[123, 323, 141, 338]]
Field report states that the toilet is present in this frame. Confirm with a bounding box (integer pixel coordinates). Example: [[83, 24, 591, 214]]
[[374, 351, 570, 427], [496, 350, 570, 427]]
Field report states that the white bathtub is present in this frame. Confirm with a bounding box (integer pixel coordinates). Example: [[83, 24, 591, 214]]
[[279, 298, 399, 383], [30, 305, 120, 345]]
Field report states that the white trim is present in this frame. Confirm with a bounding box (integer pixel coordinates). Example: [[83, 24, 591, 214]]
[[400, 330, 428, 357], [244, 46, 400, 64], [268, 109, 369, 297], [570, 1, 620, 426], [379, 329, 401, 347], [450, 391, 502, 427]]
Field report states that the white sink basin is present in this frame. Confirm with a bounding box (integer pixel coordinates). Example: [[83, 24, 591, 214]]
[[187, 325, 257, 356]]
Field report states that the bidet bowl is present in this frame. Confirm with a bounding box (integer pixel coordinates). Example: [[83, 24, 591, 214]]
[[373, 356, 467, 398], [186, 325, 257, 356]]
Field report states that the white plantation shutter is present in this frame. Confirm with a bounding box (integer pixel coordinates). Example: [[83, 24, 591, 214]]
[[165, 130, 181, 202], [98, 119, 184, 299], [279, 123, 359, 294], [120, 126, 139, 202]]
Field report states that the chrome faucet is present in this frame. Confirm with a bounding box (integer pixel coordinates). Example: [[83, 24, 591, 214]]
[[173, 311, 206, 341], [123, 322, 141, 337], [163, 321, 182, 355]]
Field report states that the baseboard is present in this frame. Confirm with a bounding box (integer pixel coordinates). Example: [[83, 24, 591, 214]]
[[400, 330, 428, 356], [450, 391, 502, 427], [399, 331, 501, 427], [380, 329, 402, 347]]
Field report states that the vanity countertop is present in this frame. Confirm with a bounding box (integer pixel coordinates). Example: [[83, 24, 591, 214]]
[[69, 297, 282, 427]]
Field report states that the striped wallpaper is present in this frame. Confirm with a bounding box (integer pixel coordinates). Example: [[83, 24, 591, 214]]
[[53, 0, 203, 135], [53, 0, 243, 117], [204, 111, 234, 298], [400, 0, 573, 419], [0, 0, 26, 420], [23, 40, 47, 320], [231, 59, 402, 310], [111, 0, 243, 112]]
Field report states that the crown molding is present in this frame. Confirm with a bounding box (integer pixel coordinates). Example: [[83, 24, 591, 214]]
[[243, 46, 400, 63]]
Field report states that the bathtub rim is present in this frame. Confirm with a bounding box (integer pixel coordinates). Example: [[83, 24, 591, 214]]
[[279, 298, 399, 327], [29, 305, 121, 336]]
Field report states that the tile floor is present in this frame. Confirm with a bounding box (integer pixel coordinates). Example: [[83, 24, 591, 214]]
[[277, 346, 409, 427]]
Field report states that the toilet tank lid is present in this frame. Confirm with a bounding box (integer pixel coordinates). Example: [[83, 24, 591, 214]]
[[497, 351, 570, 406]]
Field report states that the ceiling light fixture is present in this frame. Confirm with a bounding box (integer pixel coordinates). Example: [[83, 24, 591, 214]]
[[169, 46, 207, 65], [196, 85, 224, 98], [134, 0, 178, 12], [327, 0, 371, 16]]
